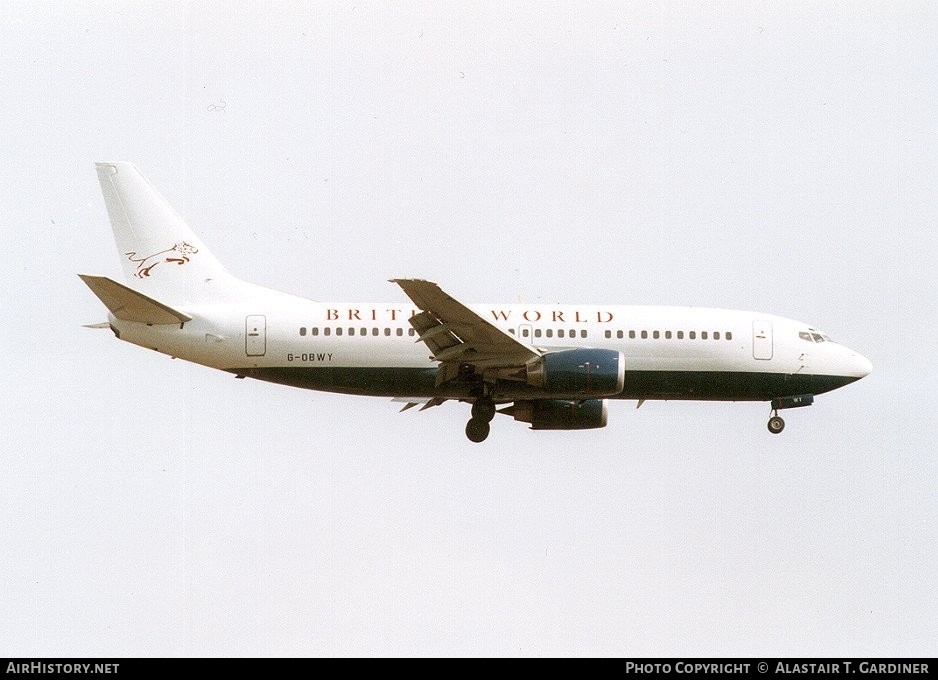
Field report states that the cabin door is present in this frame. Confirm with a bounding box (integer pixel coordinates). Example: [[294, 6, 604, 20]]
[[246, 315, 267, 356], [752, 320, 773, 360]]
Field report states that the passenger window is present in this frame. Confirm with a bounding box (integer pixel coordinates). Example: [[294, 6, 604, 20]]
[[665, 330, 672, 339], [558, 329, 565, 338], [312, 327, 319, 337], [641, 330, 648, 339], [677, 330, 684, 339], [384, 328, 391, 336], [324, 327, 331, 336], [396, 328, 403, 336], [617, 330, 624, 339], [605, 330, 611, 339], [546, 329, 553, 338], [535, 329, 542, 338], [653, 330, 660, 339], [714, 331, 720, 340], [629, 330, 635, 339], [408, 328, 415, 337], [522, 328, 529, 338], [337, 328, 343, 336], [689, 331, 696, 339], [726, 331, 732, 340], [372, 328, 379, 336], [701, 331, 708, 340], [362, 327, 368, 336], [581, 330, 587, 338], [299, 327, 307, 336]]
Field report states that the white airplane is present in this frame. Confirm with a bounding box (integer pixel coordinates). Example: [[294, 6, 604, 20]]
[[80, 162, 872, 442]]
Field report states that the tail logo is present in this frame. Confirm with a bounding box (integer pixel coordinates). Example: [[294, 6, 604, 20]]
[[126, 242, 199, 278]]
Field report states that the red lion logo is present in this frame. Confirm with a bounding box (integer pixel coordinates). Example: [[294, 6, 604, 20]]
[[126, 242, 199, 278]]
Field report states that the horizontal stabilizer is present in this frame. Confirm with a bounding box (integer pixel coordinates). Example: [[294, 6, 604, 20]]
[[78, 274, 191, 325]]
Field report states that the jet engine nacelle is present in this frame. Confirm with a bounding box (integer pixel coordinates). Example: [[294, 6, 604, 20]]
[[525, 348, 625, 397], [512, 399, 608, 430]]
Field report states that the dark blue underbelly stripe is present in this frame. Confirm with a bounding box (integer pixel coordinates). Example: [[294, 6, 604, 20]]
[[228, 367, 859, 402]]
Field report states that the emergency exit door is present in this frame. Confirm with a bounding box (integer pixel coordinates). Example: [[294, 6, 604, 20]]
[[245, 315, 266, 356]]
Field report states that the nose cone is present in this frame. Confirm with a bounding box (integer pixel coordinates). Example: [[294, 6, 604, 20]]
[[849, 351, 873, 379]]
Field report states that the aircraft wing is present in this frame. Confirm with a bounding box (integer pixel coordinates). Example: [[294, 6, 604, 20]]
[[393, 396, 448, 412], [390, 278, 540, 370]]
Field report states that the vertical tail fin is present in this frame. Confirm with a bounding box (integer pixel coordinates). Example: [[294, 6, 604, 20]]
[[95, 161, 231, 303]]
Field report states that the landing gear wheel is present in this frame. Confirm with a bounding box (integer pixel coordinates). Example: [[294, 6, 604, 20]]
[[471, 398, 497, 422], [767, 415, 785, 434], [465, 418, 490, 443]]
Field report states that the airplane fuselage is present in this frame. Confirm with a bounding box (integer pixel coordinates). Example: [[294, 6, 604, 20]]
[[108, 281, 870, 405]]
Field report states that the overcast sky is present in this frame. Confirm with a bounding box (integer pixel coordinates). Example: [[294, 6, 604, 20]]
[[2, 1, 933, 657]]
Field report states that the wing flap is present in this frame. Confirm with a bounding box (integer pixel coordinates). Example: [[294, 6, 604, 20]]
[[410, 310, 464, 358], [78, 274, 191, 325]]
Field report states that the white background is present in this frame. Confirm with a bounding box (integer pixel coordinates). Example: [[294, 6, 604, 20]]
[[1, 1, 932, 656]]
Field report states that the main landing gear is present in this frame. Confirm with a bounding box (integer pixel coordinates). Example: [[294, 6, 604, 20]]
[[465, 398, 497, 443]]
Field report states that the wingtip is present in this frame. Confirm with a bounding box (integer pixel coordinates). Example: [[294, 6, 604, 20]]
[[389, 277, 437, 286]]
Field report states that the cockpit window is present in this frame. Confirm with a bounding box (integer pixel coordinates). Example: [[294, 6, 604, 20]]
[[799, 330, 834, 343]]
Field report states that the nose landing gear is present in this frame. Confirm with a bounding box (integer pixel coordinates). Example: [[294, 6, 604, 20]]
[[767, 412, 785, 434], [767, 394, 814, 434]]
